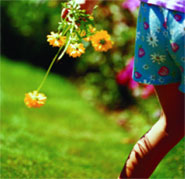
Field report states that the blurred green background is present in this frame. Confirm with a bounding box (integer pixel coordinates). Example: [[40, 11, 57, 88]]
[[1, 0, 184, 178], [1, 0, 137, 109]]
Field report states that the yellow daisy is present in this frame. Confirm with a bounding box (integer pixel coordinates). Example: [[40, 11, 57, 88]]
[[91, 30, 113, 52], [66, 43, 85, 58], [24, 91, 47, 108], [47, 32, 66, 47]]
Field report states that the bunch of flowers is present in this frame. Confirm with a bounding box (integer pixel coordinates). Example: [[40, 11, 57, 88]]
[[24, 0, 113, 108]]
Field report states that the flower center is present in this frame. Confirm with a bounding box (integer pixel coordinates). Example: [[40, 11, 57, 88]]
[[56, 35, 60, 40], [75, 45, 80, 51], [99, 39, 106, 45]]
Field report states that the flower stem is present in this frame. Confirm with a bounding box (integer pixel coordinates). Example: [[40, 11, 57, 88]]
[[36, 15, 76, 92], [58, 20, 75, 60], [36, 47, 63, 92], [58, 37, 71, 60]]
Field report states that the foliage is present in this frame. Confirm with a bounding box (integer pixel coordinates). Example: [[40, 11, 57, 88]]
[[75, 1, 138, 108], [1, 0, 61, 68], [1, 0, 144, 109]]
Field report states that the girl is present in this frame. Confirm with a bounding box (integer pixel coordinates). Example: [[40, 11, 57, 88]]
[[67, 0, 185, 178]]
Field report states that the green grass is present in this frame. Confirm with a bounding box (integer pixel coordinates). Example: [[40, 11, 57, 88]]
[[0, 56, 184, 178]]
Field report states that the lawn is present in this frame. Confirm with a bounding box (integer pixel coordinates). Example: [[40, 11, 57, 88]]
[[0, 56, 184, 178]]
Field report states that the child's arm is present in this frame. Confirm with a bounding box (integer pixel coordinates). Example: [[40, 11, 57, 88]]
[[76, 0, 99, 14], [62, 0, 99, 19]]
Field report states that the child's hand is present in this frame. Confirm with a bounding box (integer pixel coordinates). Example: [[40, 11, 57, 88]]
[[79, 0, 98, 14], [61, 8, 69, 19], [61, 0, 98, 19]]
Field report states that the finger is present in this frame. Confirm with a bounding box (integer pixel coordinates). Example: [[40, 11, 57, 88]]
[[61, 8, 69, 19]]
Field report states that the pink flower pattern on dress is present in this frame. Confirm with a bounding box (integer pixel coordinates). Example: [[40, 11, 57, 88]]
[[133, 2, 185, 93]]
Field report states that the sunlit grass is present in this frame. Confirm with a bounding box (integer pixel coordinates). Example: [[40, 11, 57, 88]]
[[0, 56, 184, 178]]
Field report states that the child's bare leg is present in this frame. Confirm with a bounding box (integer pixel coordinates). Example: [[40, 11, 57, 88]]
[[119, 82, 185, 178]]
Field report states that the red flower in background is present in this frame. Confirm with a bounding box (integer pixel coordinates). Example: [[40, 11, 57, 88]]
[[116, 57, 134, 86], [141, 84, 155, 99], [116, 57, 155, 99], [128, 78, 139, 90], [116, 57, 139, 90], [122, 0, 140, 12]]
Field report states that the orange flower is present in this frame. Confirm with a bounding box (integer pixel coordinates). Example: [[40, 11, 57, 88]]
[[89, 26, 96, 33], [66, 43, 85, 58], [91, 30, 113, 52], [89, 15, 94, 20], [47, 32, 66, 47], [80, 30, 86, 38], [24, 91, 47, 108], [83, 26, 96, 42]]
